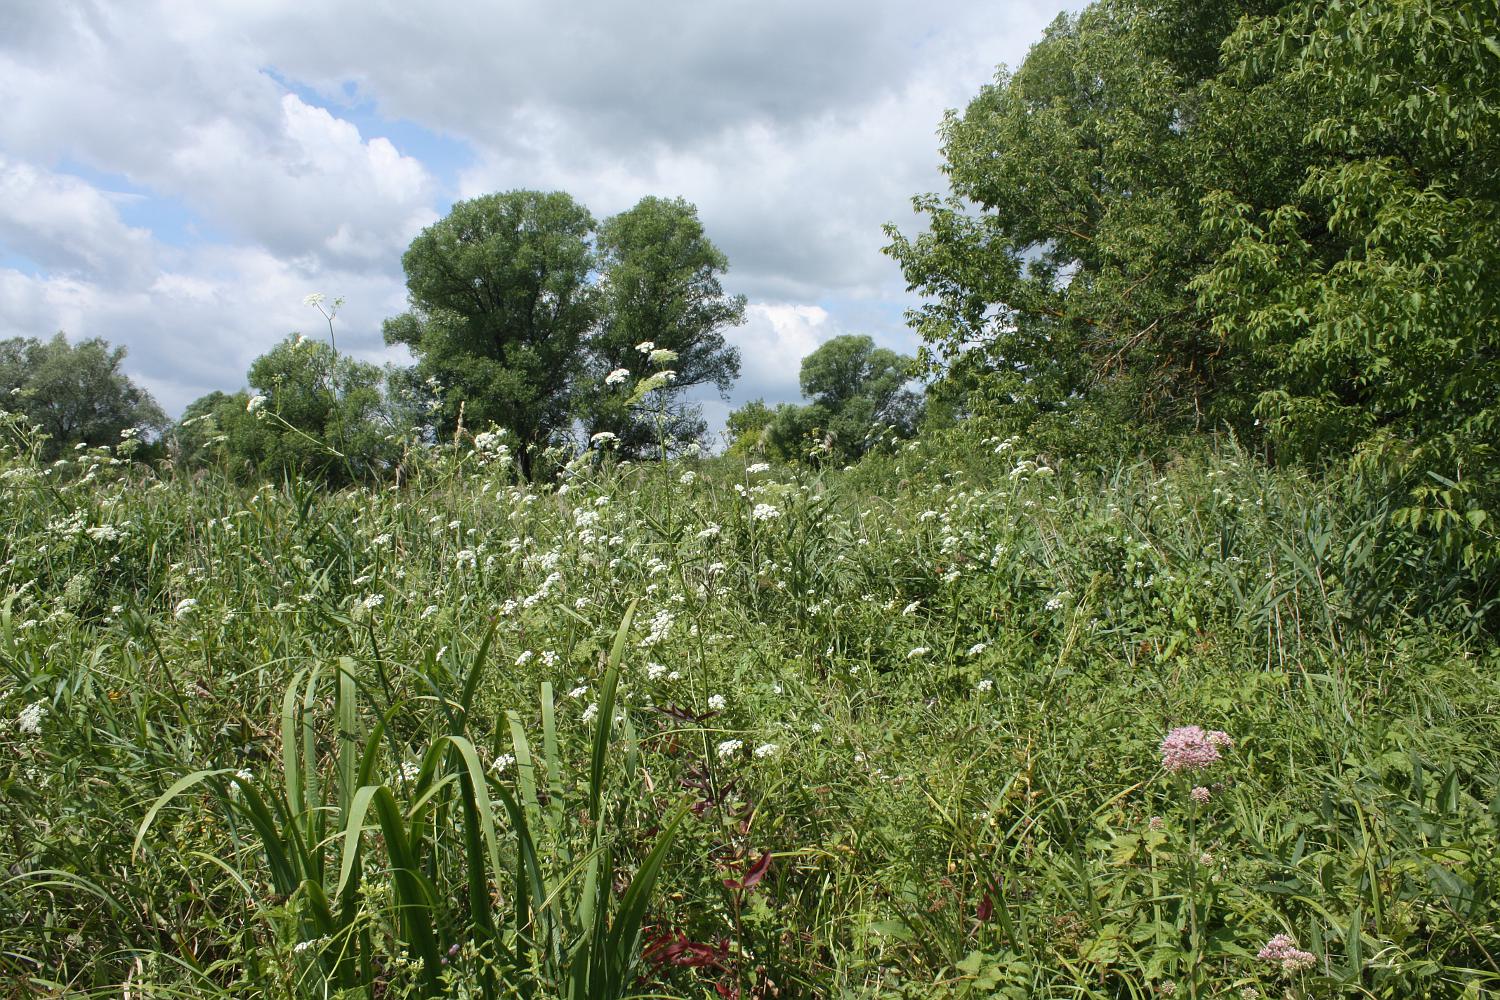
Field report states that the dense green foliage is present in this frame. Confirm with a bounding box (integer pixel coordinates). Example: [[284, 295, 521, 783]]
[[385, 191, 744, 469], [729, 335, 920, 463], [3, 422, 1496, 997], [586, 197, 745, 456], [886, 0, 1499, 575], [175, 335, 401, 485], [0, 332, 166, 458], [383, 191, 600, 473]]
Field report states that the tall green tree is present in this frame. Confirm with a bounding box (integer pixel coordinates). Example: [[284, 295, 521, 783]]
[[0, 332, 166, 458], [883, 1, 1290, 453], [585, 196, 745, 456], [175, 336, 397, 484], [384, 190, 598, 474], [727, 335, 920, 463], [1195, 0, 1500, 569]]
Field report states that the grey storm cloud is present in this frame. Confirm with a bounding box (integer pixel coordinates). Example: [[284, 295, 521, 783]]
[[0, 0, 1070, 416]]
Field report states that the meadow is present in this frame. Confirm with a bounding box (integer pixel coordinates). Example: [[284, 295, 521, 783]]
[[2, 420, 1497, 998]]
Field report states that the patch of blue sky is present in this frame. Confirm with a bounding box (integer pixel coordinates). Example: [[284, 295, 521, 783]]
[[55, 158, 224, 248], [261, 68, 473, 202]]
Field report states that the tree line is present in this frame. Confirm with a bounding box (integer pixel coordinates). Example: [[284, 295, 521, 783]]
[[2, 189, 925, 478]]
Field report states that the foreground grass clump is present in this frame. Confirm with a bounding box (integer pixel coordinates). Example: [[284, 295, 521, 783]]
[[1, 427, 1497, 998]]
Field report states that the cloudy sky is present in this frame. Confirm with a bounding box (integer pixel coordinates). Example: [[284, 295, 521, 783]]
[[0, 0, 1068, 435]]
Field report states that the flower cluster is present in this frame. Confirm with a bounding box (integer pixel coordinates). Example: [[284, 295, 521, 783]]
[[1159, 726, 1233, 773], [1257, 934, 1316, 975]]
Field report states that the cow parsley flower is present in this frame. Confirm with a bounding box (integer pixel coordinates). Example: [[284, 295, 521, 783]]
[[716, 739, 743, 761], [754, 742, 779, 758], [751, 504, 780, 521], [635, 340, 656, 354], [16, 700, 46, 735], [746, 462, 770, 474], [707, 693, 726, 711], [174, 598, 199, 620], [605, 368, 631, 385]]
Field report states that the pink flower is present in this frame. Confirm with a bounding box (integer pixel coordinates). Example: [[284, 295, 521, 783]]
[[1191, 785, 1212, 803], [1257, 933, 1316, 974], [1159, 726, 1233, 773]]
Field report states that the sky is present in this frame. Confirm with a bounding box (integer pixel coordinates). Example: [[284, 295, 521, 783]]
[[0, 0, 1070, 438]]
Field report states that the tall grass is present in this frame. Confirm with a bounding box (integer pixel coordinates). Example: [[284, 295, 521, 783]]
[[0, 421, 1495, 997]]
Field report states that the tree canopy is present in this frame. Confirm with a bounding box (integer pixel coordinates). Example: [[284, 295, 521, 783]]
[[887, 0, 1499, 568], [586, 196, 745, 456], [384, 190, 598, 473], [385, 190, 745, 470], [0, 333, 165, 458], [728, 334, 920, 463]]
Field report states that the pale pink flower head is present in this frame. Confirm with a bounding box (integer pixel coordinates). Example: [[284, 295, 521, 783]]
[[1190, 785, 1212, 803], [1159, 726, 1233, 772], [1257, 933, 1316, 974]]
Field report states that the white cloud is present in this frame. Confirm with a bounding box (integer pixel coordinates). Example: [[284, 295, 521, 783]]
[[0, 156, 156, 283]]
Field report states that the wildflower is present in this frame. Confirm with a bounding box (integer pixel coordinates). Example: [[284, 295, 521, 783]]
[[754, 742, 778, 758], [581, 703, 599, 724], [746, 462, 770, 474], [901, 600, 920, 616], [1257, 934, 1316, 975], [246, 394, 267, 413], [398, 760, 421, 784], [975, 678, 994, 693], [360, 593, 384, 611], [1239, 989, 1260, 1000], [302, 292, 325, 307], [16, 700, 46, 735], [646, 662, 668, 681], [907, 647, 930, 659], [635, 340, 655, 354], [707, 693, 726, 711], [967, 642, 988, 657], [568, 684, 588, 698], [679, 471, 696, 485], [1044, 594, 1065, 611], [491, 753, 515, 775], [716, 739, 743, 761], [455, 549, 477, 568], [648, 348, 678, 366], [751, 504, 780, 521], [1190, 785, 1212, 803], [1157, 983, 1177, 996], [173, 598, 199, 620], [605, 368, 631, 385], [698, 523, 721, 539], [591, 431, 619, 447], [1148, 816, 1165, 831], [1159, 726, 1233, 773]]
